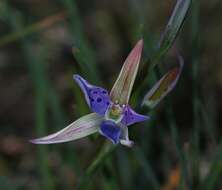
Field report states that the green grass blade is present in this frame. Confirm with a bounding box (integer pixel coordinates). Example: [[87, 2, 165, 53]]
[[134, 0, 191, 102], [0, 11, 66, 47], [133, 147, 161, 190], [116, 148, 132, 189], [3, 5, 55, 188], [62, 0, 101, 83], [190, 0, 201, 188], [0, 177, 17, 190], [166, 107, 191, 190], [203, 142, 222, 190], [76, 143, 116, 190], [156, 0, 191, 63]]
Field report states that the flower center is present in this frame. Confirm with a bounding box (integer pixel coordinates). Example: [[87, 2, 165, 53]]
[[105, 102, 124, 123]]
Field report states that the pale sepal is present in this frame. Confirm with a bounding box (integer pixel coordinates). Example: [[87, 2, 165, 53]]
[[120, 125, 134, 147], [30, 113, 103, 144], [110, 39, 143, 105], [142, 56, 184, 109]]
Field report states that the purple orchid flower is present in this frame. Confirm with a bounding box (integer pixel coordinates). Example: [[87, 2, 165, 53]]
[[30, 39, 183, 147], [72, 74, 149, 146]]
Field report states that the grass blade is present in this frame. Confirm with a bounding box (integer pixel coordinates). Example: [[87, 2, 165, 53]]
[[133, 147, 161, 190], [76, 143, 116, 190], [62, 0, 101, 83], [156, 0, 191, 63]]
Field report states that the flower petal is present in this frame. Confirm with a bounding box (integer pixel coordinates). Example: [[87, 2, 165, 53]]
[[120, 126, 134, 147], [99, 120, 121, 144], [74, 75, 111, 115], [110, 39, 143, 105], [30, 113, 103, 144], [121, 105, 149, 126], [142, 56, 184, 109]]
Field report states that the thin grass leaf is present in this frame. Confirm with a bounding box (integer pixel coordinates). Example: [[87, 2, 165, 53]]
[[157, 0, 191, 60], [131, 0, 189, 96], [133, 147, 161, 190], [166, 107, 191, 190], [62, 0, 101, 83], [190, 0, 201, 188], [134, 0, 191, 98], [76, 143, 116, 190], [30, 113, 103, 144], [145, 66, 190, 189], [0, 177, 17, 190], [110, 39, 143, 105], [116, 148, 132, 190], [198, 98, 217, 145], [6, 8, 56, 189], [142, 56, 184, 109], [203, 142, 222, 190], [0, 11, 67, 47]]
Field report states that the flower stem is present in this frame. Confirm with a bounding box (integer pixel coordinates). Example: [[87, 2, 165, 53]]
[[76, 142, 116, 190]]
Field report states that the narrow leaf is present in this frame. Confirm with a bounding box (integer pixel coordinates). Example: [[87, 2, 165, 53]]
[[110, 39, 143, 105], [142, 56, 184, 109], [158, 0, 191, 58], [65, 0, 101, 83], [30, 113, 103, 144]]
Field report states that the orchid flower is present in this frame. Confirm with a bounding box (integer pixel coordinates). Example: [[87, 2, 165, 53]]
[[30, 39, 183, 147]]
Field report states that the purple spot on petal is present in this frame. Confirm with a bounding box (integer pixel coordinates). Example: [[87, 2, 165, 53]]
[[74, 74, 111, 116], [97, 98, 102, 103]]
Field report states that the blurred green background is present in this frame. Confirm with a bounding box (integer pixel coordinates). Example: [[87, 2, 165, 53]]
[[0, 0, 222, 189]]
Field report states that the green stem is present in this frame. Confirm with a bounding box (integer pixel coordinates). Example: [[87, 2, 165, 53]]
[[61, 0, 101, 83], [190, 0, 200, 188], [35, 91, 54, 190], [76, 143, 116, 190], [7, 8, 55, 189], [133, 147, 161, 190], [0, 11, 66, 47], [166, 107, 191, 190]]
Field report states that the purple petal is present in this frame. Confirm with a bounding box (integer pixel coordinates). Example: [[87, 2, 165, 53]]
[[99, 120, 121, 144], [121, 105, 149, 126], [73, 74, 111, 115]]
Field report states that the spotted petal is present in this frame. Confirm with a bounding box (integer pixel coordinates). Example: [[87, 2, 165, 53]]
[[74, 74, 111, 115], [121, 105, 149, 126], [110, 39, 143, 105], [142, 56, 184, 109], [30, 113, 103, 144]]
